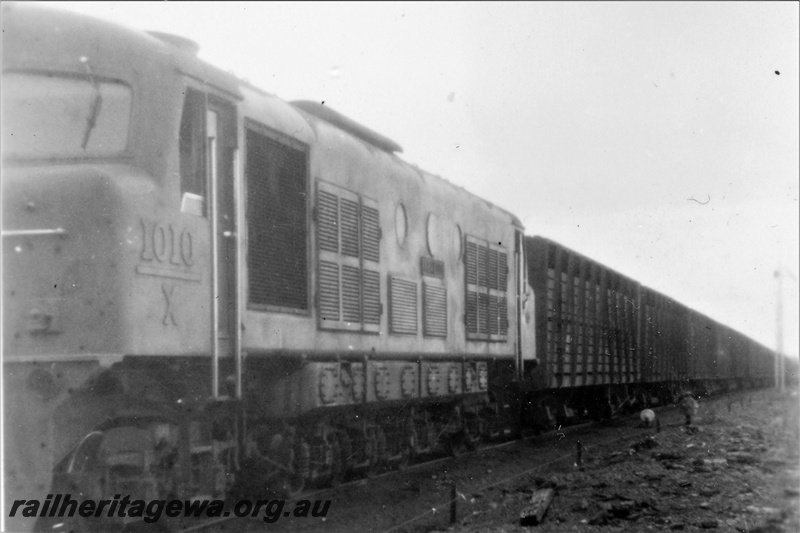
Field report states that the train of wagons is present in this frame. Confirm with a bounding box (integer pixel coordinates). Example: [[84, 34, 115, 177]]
[[1, 4, 777, 532]]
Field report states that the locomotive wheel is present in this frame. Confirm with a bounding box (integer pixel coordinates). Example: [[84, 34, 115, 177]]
[[364, 453, 382, 477], [366, 426, 387, 477], [275, 471, 305, 499], [328, 466, 345, 487], [445, 431, 467, 457], [328, 432, 347, 487], [395, 445, 412, 471], [464, 428, 480, 451], [464, 413, 482, 450], [229, 455, 274, 502], [270, 433, 307, 499]]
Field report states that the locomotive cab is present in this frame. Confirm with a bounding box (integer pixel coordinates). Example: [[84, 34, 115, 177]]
[[2, 5, 245, 530]]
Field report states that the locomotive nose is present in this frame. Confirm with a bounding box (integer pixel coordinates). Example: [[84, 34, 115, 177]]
[[2, 165, 133, 357]]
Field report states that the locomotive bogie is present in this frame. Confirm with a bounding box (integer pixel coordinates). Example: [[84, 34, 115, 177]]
[[3, 360, 104, 504]]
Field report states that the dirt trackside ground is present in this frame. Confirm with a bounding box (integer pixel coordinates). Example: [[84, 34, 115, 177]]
[[445, 389, 799, 533], [231, 389, 798, 533]]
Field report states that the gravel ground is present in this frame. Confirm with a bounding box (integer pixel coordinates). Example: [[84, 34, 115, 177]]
[[447, 389, 800, 533], [217, 388, 799, 533]]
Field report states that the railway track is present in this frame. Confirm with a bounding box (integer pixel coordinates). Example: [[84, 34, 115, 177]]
[[179, 388, 761, 532]]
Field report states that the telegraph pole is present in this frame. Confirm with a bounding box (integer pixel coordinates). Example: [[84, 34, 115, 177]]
[[775, 266, 784, 392]]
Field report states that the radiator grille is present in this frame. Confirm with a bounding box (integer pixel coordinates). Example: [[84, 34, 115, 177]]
[[246, 127, 307, 310]]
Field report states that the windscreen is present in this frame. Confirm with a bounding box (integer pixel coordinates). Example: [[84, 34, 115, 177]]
[[1, 72, 132, 159]]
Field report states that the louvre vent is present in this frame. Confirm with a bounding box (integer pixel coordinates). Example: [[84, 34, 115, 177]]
[[317, 190, 339, 253], [466, 241, 477, 285], [318, 261, 340, 321], [465, 235, 509, 341], [362, 206, 380, 263], [363, 270, 381, 325], [489, 295, 499, 335], [423, 281, 447, 337], [498, 296, 508, 336], [488, 249, 498, 290], [342, 265, 361, 322], [340, 199, 360, 258], [390, 276, 417, 335], [478, 292, 489, 334], [478, 245, 489, 288], [499, 252, 508, 290], [246, 127, 308, 311], [421, 257, 445, 279], [466, 291, 478, 334], [316, 180, 382, 332]]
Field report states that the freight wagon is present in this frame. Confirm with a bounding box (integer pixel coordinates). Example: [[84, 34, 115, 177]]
[[521, 236, 773, 426]]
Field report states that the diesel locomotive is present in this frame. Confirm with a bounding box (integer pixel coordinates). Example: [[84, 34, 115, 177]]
[[1, 5, 775, 532]]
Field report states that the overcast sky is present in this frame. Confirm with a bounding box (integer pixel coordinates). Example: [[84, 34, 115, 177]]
[[47, 2, 799, 358]]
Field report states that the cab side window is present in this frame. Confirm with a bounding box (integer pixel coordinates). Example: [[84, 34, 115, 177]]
[[179, 89, 206, 215]]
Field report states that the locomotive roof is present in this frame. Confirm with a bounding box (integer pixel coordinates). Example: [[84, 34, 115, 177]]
[[291, 100, 404, 154], [2, 3, 242, 103], [2, 3, 522, 230]]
